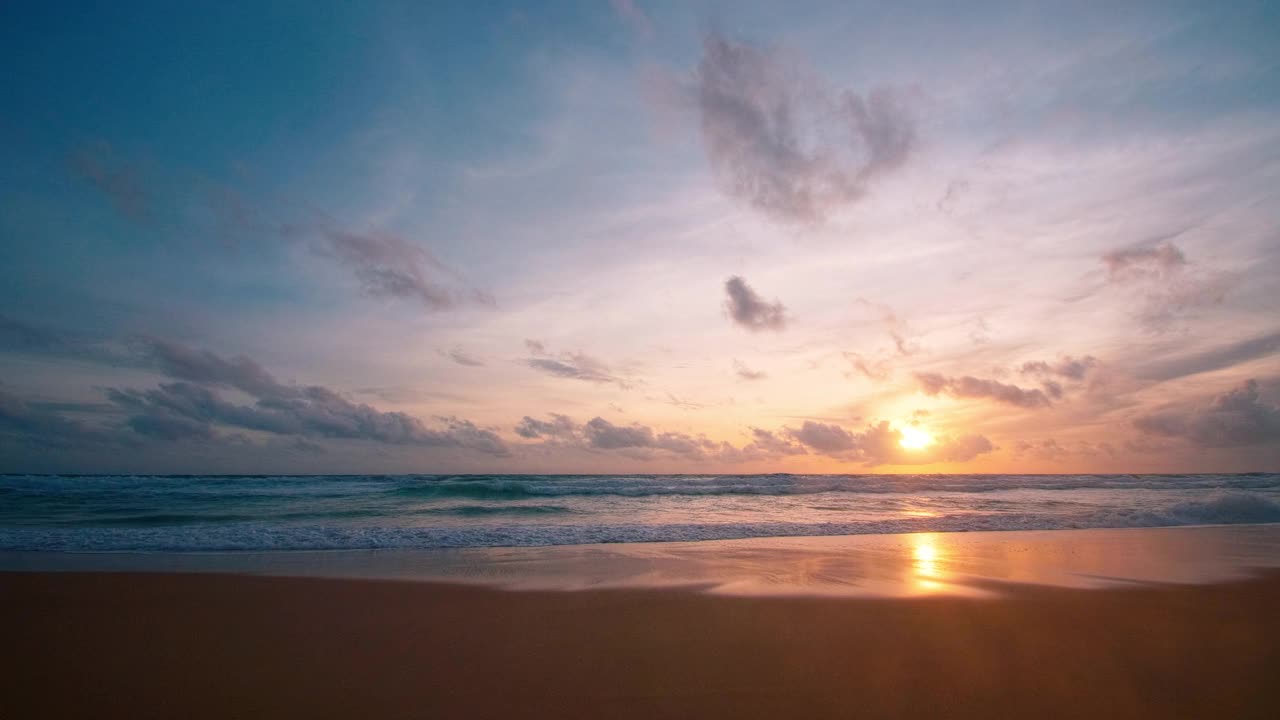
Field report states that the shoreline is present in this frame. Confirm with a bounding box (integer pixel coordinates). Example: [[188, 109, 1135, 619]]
[[4, 569, 1279, 719], [4, 523, 1280, 597]]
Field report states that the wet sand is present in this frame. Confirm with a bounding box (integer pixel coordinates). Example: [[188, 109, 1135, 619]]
[[4, 569, 1279, 719]]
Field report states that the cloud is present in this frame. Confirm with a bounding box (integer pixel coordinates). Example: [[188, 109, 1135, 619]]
[[724, 276, 787, 332], [854, 299, 919, 356], [784, 419, 994, 465], [786, 420, 860, 454], [0, 389, 117, 449], [513, 415, 804, 462], [143, 338, 292, 399], [299, 226, 493, 311], [583, 416, 656, 449], [110, 341, 510, 455], [1020, 355, 1098, 381], [733, 359, 767, 381], [738, 428, 807, 459], [1102, 242, 1187, 282], [843, 352, 891, 381], [663, 393, 705, 410], [107, 380, 509, 455], [205, 180, 490, 312], [1136, 331, 1280, 382], [1099, 241, 1229, 333], [1133, 379, 1280, 448], [1013, 438, 1117, 460], [514, 413, 577, 439], [0, 314, 71, 353], [523, 342, 631, 387], [69, 142, 148, 221], [695, 32, 915, 224], [0, 314, 132, 367], [441, 347, 485, 367], [609, 0, 652, 38], [915, 373, 1053, 408]]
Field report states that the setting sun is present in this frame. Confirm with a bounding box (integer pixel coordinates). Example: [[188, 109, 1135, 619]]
[[899, 426, 935, 450]]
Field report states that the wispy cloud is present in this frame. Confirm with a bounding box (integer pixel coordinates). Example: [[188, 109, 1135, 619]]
[[441, 347, 485, 367], [733, 359, 766, 381], [69, 141, 149, 221], [523, 340, 632, 388], [1136, 332, 1280, 382]]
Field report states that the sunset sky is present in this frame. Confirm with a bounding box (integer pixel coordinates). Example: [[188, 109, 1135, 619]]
[[2, 0, 1278, 474]]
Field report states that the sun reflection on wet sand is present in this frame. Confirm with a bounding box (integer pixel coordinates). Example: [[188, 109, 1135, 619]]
[[910, 533, 945, 593]]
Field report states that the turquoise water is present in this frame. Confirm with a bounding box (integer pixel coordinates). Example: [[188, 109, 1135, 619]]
[[2, 473, 1278, 552]]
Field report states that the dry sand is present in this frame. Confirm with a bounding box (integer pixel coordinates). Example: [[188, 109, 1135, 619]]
[[3, 570, 1278, 719]]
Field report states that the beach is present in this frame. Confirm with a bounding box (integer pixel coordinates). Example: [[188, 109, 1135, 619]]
[[4, 525, 1280, 719]]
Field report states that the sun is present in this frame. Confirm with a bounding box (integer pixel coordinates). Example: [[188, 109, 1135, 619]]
[[898, 425, 935, 450]]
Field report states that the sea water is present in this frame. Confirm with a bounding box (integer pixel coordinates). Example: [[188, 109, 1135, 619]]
[[2, 473, 1278, 553]]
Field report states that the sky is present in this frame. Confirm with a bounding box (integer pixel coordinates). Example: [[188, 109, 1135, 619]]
[[1, 0, 1278, 475]]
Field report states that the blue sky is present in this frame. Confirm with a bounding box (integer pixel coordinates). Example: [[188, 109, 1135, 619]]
[[2, 1, 1279, 473]]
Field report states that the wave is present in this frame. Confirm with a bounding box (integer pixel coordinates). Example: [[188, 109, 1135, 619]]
[[2, 492, 1276, 553], [381, 474, 1280, 499], [5, 473, 1279, 501]]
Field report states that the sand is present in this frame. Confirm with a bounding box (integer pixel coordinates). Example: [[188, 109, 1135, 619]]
[[3, 569, 1278, 719]]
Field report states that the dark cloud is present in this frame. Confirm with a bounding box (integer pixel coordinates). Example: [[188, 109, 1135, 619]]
[[0, 314, 69, 353], [107, 341, 510, 455], [915, 373, 1053, 408], [696, 32, 915, 224], [0, 389, 116, 449], [1136, 331, 1280, 382], [583, 417, 655, 449], [0, 314, 132, 367], [1134, 379, 1280, 448], [733, 359, 767, 381], [144, 338, 292, 399], [69, 142, 149, 221], [514, 413, 577, 440], [107, 380, 509, 455], [724, 276, 787, 332], [441, 347, 485, 367]]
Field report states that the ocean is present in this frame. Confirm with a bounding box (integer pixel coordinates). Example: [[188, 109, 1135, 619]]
[[3, 473, 1279, 553]]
